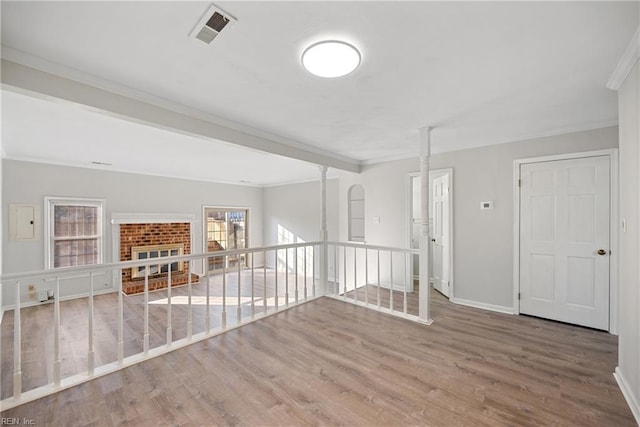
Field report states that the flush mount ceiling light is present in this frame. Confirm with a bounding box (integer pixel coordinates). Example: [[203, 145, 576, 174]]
[[302, 41, 361, 78]]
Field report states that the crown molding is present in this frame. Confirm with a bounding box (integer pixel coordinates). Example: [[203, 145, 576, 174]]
[[4, 155, 343, 189], [3, 155, 265, 188], [607, 26, 640, 91], [262, 175, 339, 189], [362, 120, 618, 166]]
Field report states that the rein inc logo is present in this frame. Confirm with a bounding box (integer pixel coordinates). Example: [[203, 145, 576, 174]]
[[1, 419, 35, 425]]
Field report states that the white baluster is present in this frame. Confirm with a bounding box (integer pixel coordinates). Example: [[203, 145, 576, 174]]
[[304, 246, 308, 300], [263, 255, 267, 313], [377, 250, 381, 309], [274, 250, 279, 310], [53, 277, 61, 386], [187, 261, 193, 340], [353, 247, 358, 302], [205, 274, 211, 333], [118, 269, 124, 365], [295, 247, 299, 303], [389, 251, 394, 312], [88, 272, 95, 375], [143, 267, 149, 355], [285, 248, 289, 307], [312, 246, 316, 298], [403, 252, 408, 315], [166, 265, 172, 348], [334, 245, 338, 293], [222, 261, 227, 329], [13, 281, 22, 399], [251, 252, 255, 318], [343, 246, 347, 300], [365, 249, 369, 306], [237, 256, 241, 324]]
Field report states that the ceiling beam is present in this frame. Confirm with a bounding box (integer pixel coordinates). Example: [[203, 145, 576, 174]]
[[1, 59, 361, 174]]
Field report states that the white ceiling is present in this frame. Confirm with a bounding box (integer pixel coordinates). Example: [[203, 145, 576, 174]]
[[1, 90, 330, 186], [1, 1, 638, 183]]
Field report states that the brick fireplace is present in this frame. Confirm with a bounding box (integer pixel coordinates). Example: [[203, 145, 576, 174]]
[[118, 220, 199, 295]]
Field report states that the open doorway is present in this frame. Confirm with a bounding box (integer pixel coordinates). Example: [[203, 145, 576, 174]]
[[409, 169, 453, 299]]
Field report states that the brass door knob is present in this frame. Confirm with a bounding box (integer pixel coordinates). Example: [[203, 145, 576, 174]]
[[597, 249, 607, 256]]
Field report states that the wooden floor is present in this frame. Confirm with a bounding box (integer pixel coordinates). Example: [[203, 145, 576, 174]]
[[1, 269, 313, 399], [2, 288, 634, 426]]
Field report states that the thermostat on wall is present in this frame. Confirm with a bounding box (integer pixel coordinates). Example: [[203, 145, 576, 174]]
[[480, 201, 494, 210]]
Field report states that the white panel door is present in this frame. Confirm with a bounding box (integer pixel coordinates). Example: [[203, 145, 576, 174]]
[[431, 174, 450, 297], [520, 156, 610, 330]]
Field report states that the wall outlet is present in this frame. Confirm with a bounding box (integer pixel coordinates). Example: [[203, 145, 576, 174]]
[[28, 285, 36, 300], [38, 290, 48, 302]]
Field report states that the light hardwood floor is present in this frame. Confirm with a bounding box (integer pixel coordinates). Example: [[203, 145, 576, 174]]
[[1, 285, 633, 426], [1, 269, 313, 399]]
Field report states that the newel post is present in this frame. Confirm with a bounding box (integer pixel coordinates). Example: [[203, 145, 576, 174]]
[[319, 165, 329, 295], [419, 127, 433, 324]]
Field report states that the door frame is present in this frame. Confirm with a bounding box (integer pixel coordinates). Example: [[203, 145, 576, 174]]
[[407, 168, 454, 300], [513, 149, 619, 334]]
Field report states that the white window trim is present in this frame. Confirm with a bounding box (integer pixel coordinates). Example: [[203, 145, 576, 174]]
[[44, 197, 106, 270], [202, 205, 250, 272]]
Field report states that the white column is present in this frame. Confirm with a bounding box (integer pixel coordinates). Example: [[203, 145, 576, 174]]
[[419, 127, 433, 324], [319, 165, 329, 295]]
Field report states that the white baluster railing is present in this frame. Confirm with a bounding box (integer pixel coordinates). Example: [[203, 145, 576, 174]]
[[0, 242, 321, 411], [0, 240, 421, 411], [327, 242, 419, 322]]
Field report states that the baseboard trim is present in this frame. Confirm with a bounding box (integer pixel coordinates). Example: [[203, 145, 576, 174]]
[[451, 298, 515, 315], [614, 367, 640, 424]]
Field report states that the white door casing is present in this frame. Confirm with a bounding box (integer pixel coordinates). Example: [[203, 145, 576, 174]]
[[408, 169, 454, 300], [432, 174, 450, 297], [519, 155, 610, 330]]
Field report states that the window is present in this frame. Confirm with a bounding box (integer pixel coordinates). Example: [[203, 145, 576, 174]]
[[45, 198, 104, 269], [203, 207, 249, 272], [348, 185, 365, 242]]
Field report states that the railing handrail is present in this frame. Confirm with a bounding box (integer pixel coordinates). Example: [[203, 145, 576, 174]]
[[327, 240, 419, 254], [0, 241, 322, 283], [0, 237, 423, 411]]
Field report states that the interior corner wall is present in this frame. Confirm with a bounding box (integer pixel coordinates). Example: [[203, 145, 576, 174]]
[[338, 126, 619, 310], [262, 178, 339, 270], [616, 59, 640, 419], [2, 160, 264, 307]]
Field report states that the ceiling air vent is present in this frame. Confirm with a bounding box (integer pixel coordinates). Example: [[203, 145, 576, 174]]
[[190, 4, 236, 44]]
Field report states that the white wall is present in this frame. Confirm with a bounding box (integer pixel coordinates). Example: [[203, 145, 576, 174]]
[[2, 160, 264, 306], [262, 178, 339, 270], [616, 59, 640, 419], [339, 126, 618, 310], [0, 153, 3, 315]]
